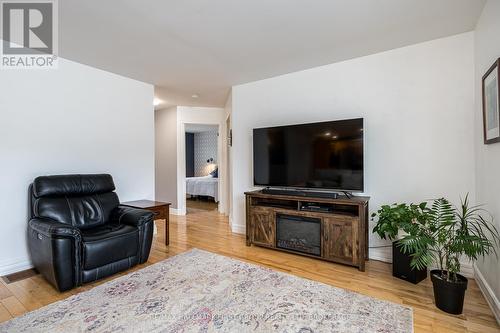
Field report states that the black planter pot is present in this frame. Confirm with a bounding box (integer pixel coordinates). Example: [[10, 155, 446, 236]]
[[430, 270, 468, 315], [392, 241, 427, 284]]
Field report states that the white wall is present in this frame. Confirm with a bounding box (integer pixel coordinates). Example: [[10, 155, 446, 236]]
[[176, 106, 226, 215], [473, 0, 500, 322], [231, 33, 476, 257], [0, 58, 155, 275], [156, 106, 179, 208]]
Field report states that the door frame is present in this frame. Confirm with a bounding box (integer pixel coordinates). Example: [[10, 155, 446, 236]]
[[176, 121, 225, 215]]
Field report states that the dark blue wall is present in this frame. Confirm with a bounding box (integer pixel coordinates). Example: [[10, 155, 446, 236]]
[[185, 133, 195, 177]]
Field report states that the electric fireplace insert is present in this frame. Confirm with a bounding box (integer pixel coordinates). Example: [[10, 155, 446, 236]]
[[276, 214, 321, 256]]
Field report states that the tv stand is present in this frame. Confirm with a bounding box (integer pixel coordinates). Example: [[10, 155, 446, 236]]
[[245, 189, 369, 271], [262, 187, 339, 199]]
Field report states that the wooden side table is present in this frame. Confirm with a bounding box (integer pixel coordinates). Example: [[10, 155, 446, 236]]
[[121, 200, 171, 246]]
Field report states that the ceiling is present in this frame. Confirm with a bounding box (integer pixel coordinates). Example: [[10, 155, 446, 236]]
[[58, 0, 486, 108]]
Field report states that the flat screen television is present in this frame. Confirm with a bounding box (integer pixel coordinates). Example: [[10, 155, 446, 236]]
[[253, 118, 364, 192]]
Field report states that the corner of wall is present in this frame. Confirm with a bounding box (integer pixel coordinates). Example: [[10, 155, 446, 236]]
[[472, 0, 500, 320], [474, 263, 500, 324], [231, 223, 245, 235]]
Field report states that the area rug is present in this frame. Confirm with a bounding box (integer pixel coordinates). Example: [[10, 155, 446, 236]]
[[0, 249, 413, 332]]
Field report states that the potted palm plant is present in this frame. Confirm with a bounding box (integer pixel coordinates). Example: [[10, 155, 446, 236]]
[[372, 203, 429, 284], [399, 195, 499, 314]]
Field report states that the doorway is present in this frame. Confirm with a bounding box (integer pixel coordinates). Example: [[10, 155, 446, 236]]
[[184, 124, 219, 214]]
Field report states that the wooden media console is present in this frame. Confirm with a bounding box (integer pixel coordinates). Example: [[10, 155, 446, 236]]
[[245, 190, 369, 271]]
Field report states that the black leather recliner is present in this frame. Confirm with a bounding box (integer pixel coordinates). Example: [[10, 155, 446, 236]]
[[27, 174, 154, 291]]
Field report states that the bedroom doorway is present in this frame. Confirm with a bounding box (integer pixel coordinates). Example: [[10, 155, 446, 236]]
[[184, 124, 219, 214]]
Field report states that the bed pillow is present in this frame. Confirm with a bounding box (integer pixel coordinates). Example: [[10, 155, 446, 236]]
[[210, 168, 218, 178]]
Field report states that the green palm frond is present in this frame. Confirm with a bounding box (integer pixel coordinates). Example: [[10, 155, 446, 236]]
[[428, 198, 455, 228]]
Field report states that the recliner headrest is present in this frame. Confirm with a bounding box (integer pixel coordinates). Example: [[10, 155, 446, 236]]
[[33, 174, 116, 198]]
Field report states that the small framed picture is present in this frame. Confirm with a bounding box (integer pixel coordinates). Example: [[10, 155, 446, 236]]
[[482, 58, 500, 144]]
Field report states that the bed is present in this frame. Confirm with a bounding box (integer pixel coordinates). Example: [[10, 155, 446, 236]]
[[186, 175, 219, 202]]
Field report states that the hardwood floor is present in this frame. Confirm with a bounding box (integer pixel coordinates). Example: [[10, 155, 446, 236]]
[[186, 197, 218, 212], [1, 209, 499, 332]]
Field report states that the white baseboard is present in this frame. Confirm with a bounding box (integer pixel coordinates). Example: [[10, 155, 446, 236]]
[[169, 208, 184, 216], [0, 257, 33, 276], [231, 224, 245, 234], [368, 247, 391, 262], [367, 247, 474, 278], [474, 264, 500, 324]]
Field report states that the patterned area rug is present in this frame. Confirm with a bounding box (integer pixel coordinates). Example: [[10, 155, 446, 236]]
[[0, 249, 413, 332]]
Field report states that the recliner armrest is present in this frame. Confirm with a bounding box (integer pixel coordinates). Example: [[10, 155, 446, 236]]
[[113, 206, 154, 227], [28, 217, 83, 291], [29, 218, 81, 239]]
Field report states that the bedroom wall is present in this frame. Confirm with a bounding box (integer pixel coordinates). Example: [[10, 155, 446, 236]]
[[186, 133, 195, 177], [473, 0, 500, 321], [194, 130, 218, 176], [156, 106, 179, 209], [0, 57, 155, 275], [230, 32, 476, 263]]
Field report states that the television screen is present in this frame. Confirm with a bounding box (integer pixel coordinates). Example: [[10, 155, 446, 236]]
[[253, 118, 363, 191]]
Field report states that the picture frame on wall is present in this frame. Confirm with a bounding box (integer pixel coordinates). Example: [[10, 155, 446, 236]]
[[482, 58, 500, 144]]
